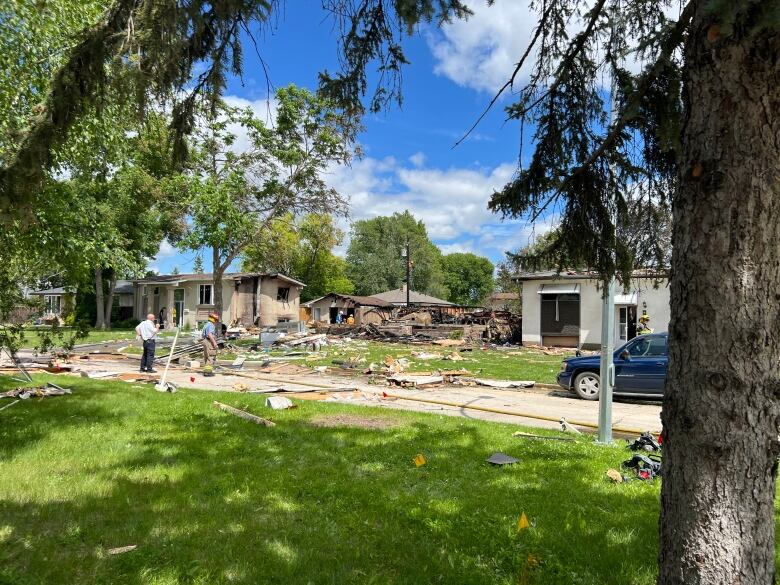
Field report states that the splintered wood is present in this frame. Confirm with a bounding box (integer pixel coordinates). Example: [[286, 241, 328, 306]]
[[257, 362, 313, 376]]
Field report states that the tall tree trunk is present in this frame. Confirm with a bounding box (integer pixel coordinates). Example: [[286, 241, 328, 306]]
[[94, 267, 105, 330], [659, 6, 780, 584], [104, 272, 116, 329], [212, 246, 224, 320]]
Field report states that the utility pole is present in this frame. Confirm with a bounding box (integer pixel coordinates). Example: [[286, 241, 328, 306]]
[[405, 241, 411, 306]]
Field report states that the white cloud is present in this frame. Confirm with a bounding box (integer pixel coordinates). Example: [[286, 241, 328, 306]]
[[155, 239, 177, 259], [439, 242, 477, 255], [428, 1, 685, 94], [427, 0, 538, 93], [326, 155, 560, 262], [409, 152, 426, 167]]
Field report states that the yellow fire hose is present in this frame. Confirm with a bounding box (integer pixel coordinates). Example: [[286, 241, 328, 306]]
[[381, 391, 654, 436]]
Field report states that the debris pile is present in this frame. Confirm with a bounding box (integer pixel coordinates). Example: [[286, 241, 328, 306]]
[[1, 383, 71, 400]]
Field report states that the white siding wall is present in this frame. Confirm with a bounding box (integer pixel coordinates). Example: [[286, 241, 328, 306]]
[[520, 281, 543, 345], [522, 277, 670, 347], [634, 279, 671, 335]]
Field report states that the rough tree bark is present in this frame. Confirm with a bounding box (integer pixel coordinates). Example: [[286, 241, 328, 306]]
[[94, 267, 105, 329], [104, 272, 116, 329], [659, 4, 780, 584]]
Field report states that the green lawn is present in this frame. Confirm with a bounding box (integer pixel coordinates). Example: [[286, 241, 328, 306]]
[[120, 340, 570, 383], [284, 341, 572, 384], [0, 374, 672, 584], [17, 328, 140, 350]]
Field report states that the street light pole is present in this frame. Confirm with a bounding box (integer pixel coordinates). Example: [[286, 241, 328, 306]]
[[405, 241, 411, 307], [597, 2, 622, 445]]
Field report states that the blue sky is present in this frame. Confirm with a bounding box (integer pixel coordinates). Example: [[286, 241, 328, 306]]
[[151, 1, 555, 274]]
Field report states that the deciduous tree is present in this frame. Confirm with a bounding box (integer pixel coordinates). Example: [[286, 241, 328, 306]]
[[180, 85, 352, 317], [243, 213, 354, 301], [345, 211, 447, 298], [440, 253, 493, 306]]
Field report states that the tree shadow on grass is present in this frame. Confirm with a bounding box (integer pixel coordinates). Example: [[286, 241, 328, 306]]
[[1, 390, 665, 585], [0, 374, 117, 462]]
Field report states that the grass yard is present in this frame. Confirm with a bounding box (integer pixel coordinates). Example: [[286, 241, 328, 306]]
[[0, 374, 678, 584], [120, 340, 570, 383], [267, 341, 571, 384], [17, 328, 140, 350]]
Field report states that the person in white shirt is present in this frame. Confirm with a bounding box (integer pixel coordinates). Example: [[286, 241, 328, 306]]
[[135, 314, 160, 373]]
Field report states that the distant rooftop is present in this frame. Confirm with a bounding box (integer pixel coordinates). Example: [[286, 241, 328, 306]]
[[303, 293, 394, 308], [134, 272, 305, 287], [513, 269, 668, 282], [372, 286, 453, 306]]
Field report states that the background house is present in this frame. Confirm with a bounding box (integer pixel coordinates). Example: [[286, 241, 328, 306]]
[[372, 284, 454, 306], [484, 292, 520, 313], [133, 272, 305, 328], [515, 270, 669, 349], [28, 286, 75, 318], [304, 294, 394, 325]]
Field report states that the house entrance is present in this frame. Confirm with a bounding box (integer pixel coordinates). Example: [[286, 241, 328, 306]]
[[616, 305, 637, 343], [173, 289, 185, 327]]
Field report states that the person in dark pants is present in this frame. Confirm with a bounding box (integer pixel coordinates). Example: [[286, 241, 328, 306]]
[[135, 313, 160, 373]]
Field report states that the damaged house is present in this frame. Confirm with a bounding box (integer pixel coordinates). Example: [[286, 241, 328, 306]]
[[133, 272, 305, 328], [304, 294, 394, 325]]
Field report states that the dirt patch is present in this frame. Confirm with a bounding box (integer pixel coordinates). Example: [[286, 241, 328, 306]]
[[309, 414, 401, 430]]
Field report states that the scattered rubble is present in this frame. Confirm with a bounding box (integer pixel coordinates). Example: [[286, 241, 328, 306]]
[[1, 383, 72, 400]]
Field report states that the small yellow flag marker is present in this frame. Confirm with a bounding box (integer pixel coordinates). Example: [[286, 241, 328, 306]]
[[517, 512, 530, 532], [414, 454, 427, 467]]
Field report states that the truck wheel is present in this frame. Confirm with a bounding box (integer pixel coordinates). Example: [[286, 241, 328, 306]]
[[573, 371, 600, 400]]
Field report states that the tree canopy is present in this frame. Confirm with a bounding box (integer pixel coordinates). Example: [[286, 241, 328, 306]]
[[178, 85, 352, 316], [345, 211, 447, 298], [243, 213, 355, 302], [440, 253, 494, 306]]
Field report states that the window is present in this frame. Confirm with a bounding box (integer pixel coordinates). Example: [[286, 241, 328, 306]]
[[277, 287, 290, 302], [540, 294, 580, 335], [313, 308, 321, 321], [198, 284, 213, 305], [627, 336, 667, 357], [44, 295, 61, 315]]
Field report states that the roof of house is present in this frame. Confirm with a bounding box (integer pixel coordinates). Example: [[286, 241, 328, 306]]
[[304, 293, 394, 308], [372, 288, 454, 306], [29, 286, 74, 296], [513, 268, 668, 282], [134, 272, 306, 287], [488, 292, 520, 300]]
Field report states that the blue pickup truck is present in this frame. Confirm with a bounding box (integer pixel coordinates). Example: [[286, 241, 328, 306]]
[[557, 333, 668, 400]]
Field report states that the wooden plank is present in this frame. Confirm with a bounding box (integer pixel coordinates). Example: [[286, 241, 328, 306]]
[[213, 401, 276, 427]]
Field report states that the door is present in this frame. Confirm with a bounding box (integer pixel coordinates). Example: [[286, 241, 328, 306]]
[[614, 336, 668, 394], [616, 306, 629, 343], [173, 289, 184, 327]]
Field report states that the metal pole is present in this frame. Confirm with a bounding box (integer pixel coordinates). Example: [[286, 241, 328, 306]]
[[406, 241, 411, 307], [597, 1, 621, 445], [597, 278, 615, 443]]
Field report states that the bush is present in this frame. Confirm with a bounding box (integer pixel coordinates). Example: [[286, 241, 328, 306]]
[[112, 318, 140, 329]]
